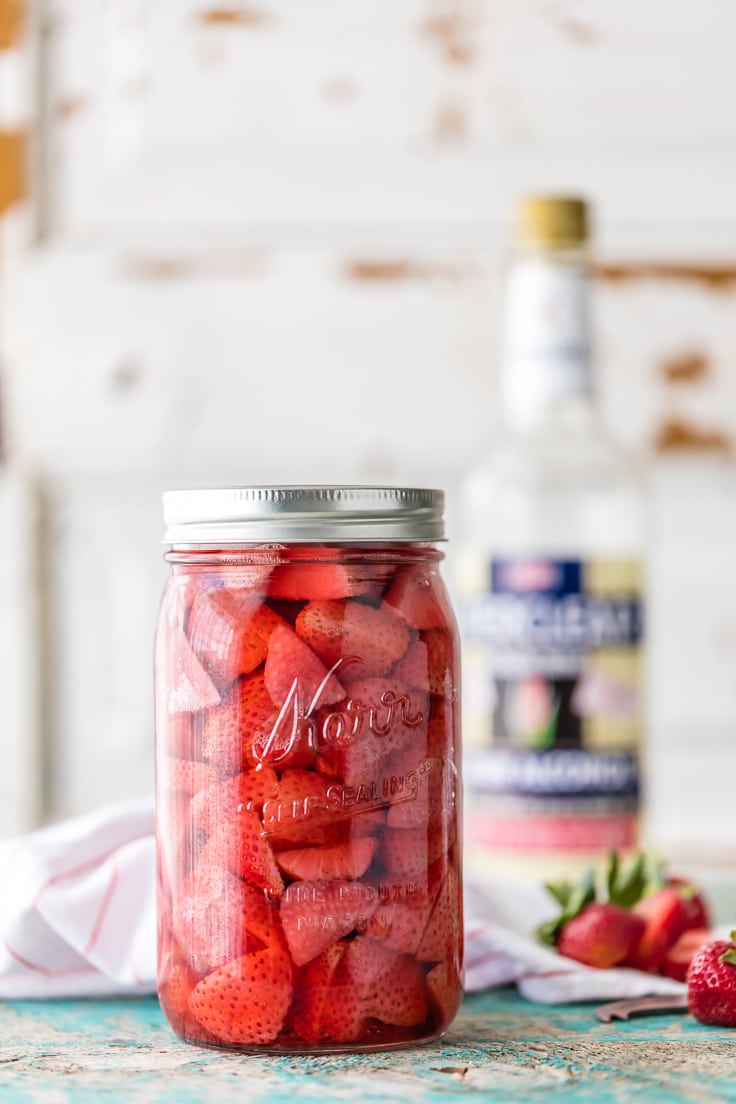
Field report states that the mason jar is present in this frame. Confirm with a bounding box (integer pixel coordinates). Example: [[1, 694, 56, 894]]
[[155, 486, 463, 1052]]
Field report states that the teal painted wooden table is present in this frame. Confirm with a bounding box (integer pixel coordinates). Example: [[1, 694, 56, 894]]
[[1, 991, 734, 1103]]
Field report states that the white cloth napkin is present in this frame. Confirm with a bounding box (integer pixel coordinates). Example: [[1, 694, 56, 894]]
[[0, 800, 156, 997], [463, 876, 685, 1002], [0, 800, 687, 1001]]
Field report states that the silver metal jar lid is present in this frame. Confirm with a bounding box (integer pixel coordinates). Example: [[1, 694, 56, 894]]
[[162, 486, 445, 544]]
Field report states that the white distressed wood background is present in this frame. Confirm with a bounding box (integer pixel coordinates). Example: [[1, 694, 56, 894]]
[[1, 1, 736, 865]]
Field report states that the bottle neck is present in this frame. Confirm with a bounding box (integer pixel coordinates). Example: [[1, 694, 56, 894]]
[[500, 243, 595, 430]]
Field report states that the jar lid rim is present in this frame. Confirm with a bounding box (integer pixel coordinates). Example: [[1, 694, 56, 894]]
[[162, 485, 445, 544]]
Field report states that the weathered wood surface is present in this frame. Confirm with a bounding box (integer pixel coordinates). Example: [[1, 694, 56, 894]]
[[0, 990, 735, 1103]]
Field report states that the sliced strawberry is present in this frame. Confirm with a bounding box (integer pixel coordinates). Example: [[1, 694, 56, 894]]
[[351, 806, 387, 838], [190, 768, 279, 833], [318, 677, 428, 786], [188, 945, 293, 1046], [173, 863, 252, 973], [662, 927, 713, 982], [201, 673, 281, 775], [159, 570, 209, 641], [276, 837, 376, 882], [339, 936, 428, 1027], [162, 712, 201, 763], [368, 890, 437, 957], [264, 622, 345, 710], [295, 599, 410, 682], [314, 945, 367, 1044], [417, 866, 462, 962], [160, 959, 197, 1023], [425, 960, 463, 1030], [288, 942, 350, 1043], [279, 879, 379, 966], [164, 625, 221, 715], [393, 630, 454, 697], [199, 807, 284, 899], [385, 752, 443, 830], [268, 561, 374, 601], [368, 953, 428, 1027], [384, 566, 451, 631], [159, 757, 221, 799], [263, 769, 348, 848], [187, 588, 283, 688], [158, 956, 221, 1044], [380, 825, 448, 878], [427, 694, 457, 759]]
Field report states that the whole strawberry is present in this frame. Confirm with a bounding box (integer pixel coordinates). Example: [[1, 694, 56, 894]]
[[687, 931, 736, 1027], [558, 903, 645, 969]]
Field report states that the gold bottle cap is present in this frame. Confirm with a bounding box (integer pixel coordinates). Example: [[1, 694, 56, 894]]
[[518, 195, 589, 247]]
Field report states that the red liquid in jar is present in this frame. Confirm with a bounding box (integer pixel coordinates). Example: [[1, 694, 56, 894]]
[[155, 546, 463, 1052]]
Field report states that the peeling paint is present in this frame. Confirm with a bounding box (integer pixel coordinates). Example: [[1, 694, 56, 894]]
[[197, 6, 270, 28], [661, 351, 709, 386], [420, 4, 475, 66], [120, 252, 266, 281], [558, 18, 597, 45], [344, 260, 470, 282], [653, 417, 731, 455], [597, 262, 736, 291], [54, 97, 90, 120], [433, 102, 467, 143], [322, 77, 358, 104], [0, 0, 23, 50], [0, 129, 25, 214]]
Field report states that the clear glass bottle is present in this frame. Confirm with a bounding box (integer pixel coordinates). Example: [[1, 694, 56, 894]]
[[155, 487, 463, 1052], [458, 197, 644, 880]]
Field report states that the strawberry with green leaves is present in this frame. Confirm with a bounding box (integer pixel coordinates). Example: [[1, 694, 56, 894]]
[[539, 852, 712, 974], [687, 932, 736, 1027], [558, 903, 645, 969], [537, 866, 637, 968]]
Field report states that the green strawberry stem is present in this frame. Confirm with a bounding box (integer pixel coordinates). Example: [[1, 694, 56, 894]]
[[720, 932, 736, 967], [538, 850, 698, 950], [606, 851, 647, 908], [538, 868, 595, 946]]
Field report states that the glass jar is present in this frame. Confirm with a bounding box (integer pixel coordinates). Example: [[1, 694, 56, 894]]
[[155, 487, 463, 1052]]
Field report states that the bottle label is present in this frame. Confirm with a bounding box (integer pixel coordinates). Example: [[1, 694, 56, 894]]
[[503, 259, 591, 412], [461, 557, 643, 850]]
